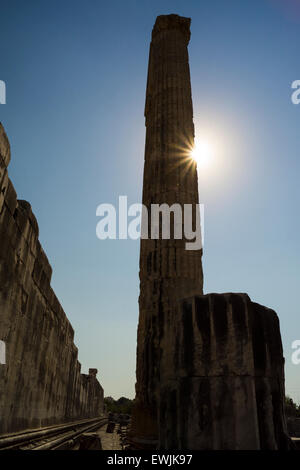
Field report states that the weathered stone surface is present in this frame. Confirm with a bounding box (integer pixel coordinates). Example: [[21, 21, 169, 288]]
[[159, 294, 291, 449], [0, 124, 104, 434], [0, 123, 10, 167]]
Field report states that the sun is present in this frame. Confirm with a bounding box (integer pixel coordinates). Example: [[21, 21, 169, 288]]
[[191, 139, 213, 168]]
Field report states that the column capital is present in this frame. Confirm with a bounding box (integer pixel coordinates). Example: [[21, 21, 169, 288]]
[[152, 14, 191, 44]]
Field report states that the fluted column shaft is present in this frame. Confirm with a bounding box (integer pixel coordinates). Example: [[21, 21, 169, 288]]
[[132, 15, 203, 445]]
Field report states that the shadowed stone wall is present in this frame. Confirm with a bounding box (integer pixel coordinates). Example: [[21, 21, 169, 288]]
[[0, 123, 104, 434]]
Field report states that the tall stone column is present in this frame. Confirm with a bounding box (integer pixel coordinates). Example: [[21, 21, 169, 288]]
[[131, 14, 203, 448]]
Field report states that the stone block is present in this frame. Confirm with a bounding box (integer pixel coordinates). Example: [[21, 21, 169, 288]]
[[157, 293, 291, 449], [5, 179, 17, 215]]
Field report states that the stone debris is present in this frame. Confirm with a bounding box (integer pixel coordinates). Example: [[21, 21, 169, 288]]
[[77, 432, 103, 450]]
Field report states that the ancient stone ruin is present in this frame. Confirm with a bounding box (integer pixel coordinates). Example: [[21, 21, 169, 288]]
[[0, 123, 104, 434], [131, 14, 291, 450], [0, 12, 292, 450]]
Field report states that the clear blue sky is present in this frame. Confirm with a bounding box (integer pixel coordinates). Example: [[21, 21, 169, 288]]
[[0, 0, 299, 401]]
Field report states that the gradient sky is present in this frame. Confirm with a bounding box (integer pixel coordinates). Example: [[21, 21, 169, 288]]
[[0, 0, 299, 401]]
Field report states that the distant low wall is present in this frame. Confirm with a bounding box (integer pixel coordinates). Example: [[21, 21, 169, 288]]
[[0, 123, 104, 434], [287, 418, 300, 438]]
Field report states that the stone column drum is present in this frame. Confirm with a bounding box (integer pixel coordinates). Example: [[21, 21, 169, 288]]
[[158, 293, 291, 449]]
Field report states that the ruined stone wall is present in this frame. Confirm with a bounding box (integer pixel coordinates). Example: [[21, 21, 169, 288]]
[[0, 123, 104, 434], [158, 293, 291, 449]]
